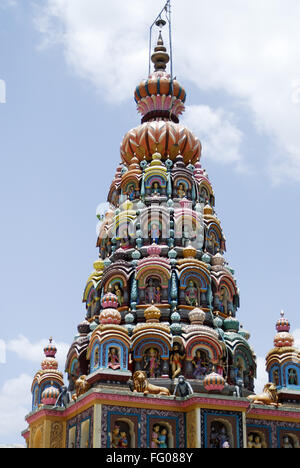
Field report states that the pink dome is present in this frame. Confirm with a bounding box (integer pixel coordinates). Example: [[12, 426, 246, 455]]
[[101, 292, 119, 309], [41, 357, 59, 371], [147, 243, 162, 257], [274, 332, 294, 348], [99, 308, 121, 325]]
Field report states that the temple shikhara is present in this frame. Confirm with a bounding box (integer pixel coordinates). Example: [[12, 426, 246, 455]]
[[23, 4, 300, 449]]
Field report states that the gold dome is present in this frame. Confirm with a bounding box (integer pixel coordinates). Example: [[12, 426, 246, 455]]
[[144, 304, 161, 323]]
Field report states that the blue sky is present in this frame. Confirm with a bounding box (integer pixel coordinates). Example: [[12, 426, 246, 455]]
[[1, 0, 300, 446]]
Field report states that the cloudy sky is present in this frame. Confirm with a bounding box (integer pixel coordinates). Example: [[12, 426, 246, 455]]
[[1, 0, 300, 446]]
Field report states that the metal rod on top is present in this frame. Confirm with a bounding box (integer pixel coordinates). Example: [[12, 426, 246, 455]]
[[148, 0, 173, 81]]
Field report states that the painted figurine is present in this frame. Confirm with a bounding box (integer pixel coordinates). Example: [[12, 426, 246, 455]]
[[108, 347, 121, 370], [170, 344, 185, 380], [114, 283, 124, 306], [173, 375, 193, 398], [119, 431, 129, 448], [150, 223, 160, 243], [111, 425, 120, 448], [144, 347, 160, 378], [145, 279, 160, 304], [158, 428, 168, 448], [185, 281, 199, 307], [192, 350, 207, 379], [127, 185, 136, 201], [151, 425, 160, 448], [219, 286, 229, 315], [151, 182, 161, 196], [177, 183, 186, 198]]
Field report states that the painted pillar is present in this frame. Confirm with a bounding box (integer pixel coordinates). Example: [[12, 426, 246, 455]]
[[93, 403, 102, 448]]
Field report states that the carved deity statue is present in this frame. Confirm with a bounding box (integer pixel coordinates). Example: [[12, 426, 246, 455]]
[[288, 368, 298, 385], [108, 347, 121, 370], [219, 286, 229, 315], [151, 182, 161, 196], [149, 223, 160, 244], [282, 436, 294, 449], [145, 279, 161, 304], [120, 229, 131, 250], [151, 425, 168, 448], [185, 280, 199, 307], [170, 343, 185, 380], [144, 347, 160, 378], [210, 423, 229, 449], [127, 184, 136, 201], [177, 183, 186, 198], [114, 283, 124, 306], [111, 425, 121, 448], [119, 431, 129, 448], [192, 350, 208, 379]]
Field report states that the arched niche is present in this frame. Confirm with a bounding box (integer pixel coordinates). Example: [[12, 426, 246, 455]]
[[66, 355, 81, 392], [136, 267, 171, 304], [209, 419, 234, 449], [284, 364, 300, 387], [107, 187, 120, 207], [145, 173, 168, 196], [32, 383, 40, 410], [232, 346, 256, 391], [89, 341, 101, 373], [103, 273, 129, 307], [109, 419, 135, 448], [101, 338, 130, 371], [173, 176, 192, 199], [269, 364, 282, 387], [281, 433, 300, 449], [133, 337, 170, 361], [206, 225, 222, 255], [121, 179, 140, 201], [214, 281, 235, 316], [178, 268, 210, 307], [185, 336, 223, 379], [138, 207, 170, 243], [247, 430, 268, 448], [199, 181, 214, 205]]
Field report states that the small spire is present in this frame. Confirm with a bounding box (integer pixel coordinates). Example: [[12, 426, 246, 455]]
[[151, 31, 170, 72]]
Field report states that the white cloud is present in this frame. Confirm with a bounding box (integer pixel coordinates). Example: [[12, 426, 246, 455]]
[[183, 105, 246, 171], [293, 328, 300, 349], [33, 0, 300, 183], [0, 340, 6, 364], [0, 374, 32, 441], [0, 0, 17, 9], [254, 356, 268, 394], [6, 335, 69, 372]]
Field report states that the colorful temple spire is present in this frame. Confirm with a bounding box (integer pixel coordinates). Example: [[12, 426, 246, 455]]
[[31, 338, 64, 411], [266, 310, 300, 397], [61, 23, 257, 398]]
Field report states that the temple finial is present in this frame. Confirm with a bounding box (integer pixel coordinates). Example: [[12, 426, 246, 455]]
[[151, 26, 169, 72]]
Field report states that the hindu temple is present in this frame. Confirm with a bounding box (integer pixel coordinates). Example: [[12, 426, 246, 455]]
[[22, 5, 300, 449]]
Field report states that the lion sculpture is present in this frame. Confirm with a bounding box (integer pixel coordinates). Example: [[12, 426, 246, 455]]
[[132, 371, 170, 397], [247, 382, 281, 407], [72, 375, 90, 401]]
